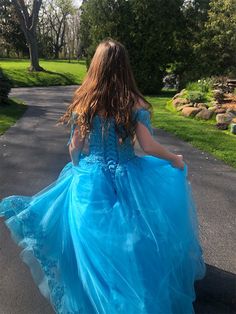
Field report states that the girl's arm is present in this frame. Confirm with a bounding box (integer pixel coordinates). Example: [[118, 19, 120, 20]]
[[135, 122, 185, 169], [68, 126, 85, 166]]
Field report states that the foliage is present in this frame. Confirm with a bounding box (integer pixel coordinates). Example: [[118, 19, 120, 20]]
[[185, 90, 205, 103], [0, 67, 12, 103], [169, 0, 211, 87], [196, 0, 236, 77], [169, 0, 236, 86], [80, 0, 185, 94], [38, 0, 77, 59], [182, 78, 214, 103], [186, 78, 213, 93], [0, 0, 27, 57]]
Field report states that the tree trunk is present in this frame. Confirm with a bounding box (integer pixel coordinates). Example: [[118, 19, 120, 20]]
[[54, 46, 60, 59], [28, 32, 44, 71], [12, 0, 44, 72]]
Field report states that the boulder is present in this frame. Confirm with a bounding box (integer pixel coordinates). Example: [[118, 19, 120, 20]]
[[195, 108, 214, 120], [216, 112, 234, 124], [172, 89, 186, 100], [232, 117, 236, 123], [226, 108, 236, 116], [173, 98, 189, 108], [213, 89, 224, 103], [216, 123, 229, 130], [176, 104, 193, 111], [208, 106, 217, 112], [196, 103, 209, 109], [181, 107, 202, 117], [173, 93, 182, 100], [230, 123, 236, 134], [215, 108, 226, 114]]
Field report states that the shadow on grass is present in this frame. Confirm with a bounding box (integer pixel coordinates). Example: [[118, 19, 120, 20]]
[[42, 69, 75, 85], [0, 58, 86, 65], [146, 89, 177, 99], [2, 68, 78, 87], [41, 59, 86, 65]]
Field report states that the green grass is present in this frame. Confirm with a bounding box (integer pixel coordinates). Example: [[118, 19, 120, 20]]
[[0, 59, 87, 87], [0, 98, 27, 134], [148, 91, 236, 168], [0, 60, 235, 168]]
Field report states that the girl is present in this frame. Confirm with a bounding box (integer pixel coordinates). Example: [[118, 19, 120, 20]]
[[0, 39, 206, 314]]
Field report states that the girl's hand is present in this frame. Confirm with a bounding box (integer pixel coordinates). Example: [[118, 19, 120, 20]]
[[171, 154, 185, 170]]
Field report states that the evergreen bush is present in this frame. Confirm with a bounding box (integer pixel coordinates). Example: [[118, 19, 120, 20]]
[[0, 68, 12, 104]]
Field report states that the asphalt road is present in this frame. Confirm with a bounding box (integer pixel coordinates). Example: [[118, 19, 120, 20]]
[[0, 86, 235, 314]]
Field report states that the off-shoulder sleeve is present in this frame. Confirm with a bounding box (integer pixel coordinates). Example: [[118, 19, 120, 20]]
[[134, 108, 153, 135], [67, 112, 78, 146]]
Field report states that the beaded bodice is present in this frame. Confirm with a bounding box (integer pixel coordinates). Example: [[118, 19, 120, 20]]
[[67, 108, 153, 168]]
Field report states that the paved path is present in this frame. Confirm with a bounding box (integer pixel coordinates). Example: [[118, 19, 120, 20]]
[[0, 86, 235, 314]]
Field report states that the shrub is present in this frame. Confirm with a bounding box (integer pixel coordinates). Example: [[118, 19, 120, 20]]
[[186, 91, 205, 103], [0, 68, 12, 104], [186, 78, 214, 93]]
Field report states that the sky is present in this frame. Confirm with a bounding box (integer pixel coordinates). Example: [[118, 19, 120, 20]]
[[73, 0, 83, 8]]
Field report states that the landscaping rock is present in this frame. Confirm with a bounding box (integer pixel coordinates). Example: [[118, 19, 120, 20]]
[[195, 108, 214, 120], [208, 106, 217, 112], [213, 89, 224, 103], [173, 98, 189, 108], [216, 123, 229, 130], [232, 117, 236, 123], [230, 123, 236, 134], [216, 113, 234, 124], [173, 93, 182, 100], [172, 89, 187, 100], [176, 104, 193, 111], [181, 107, 202, 117], [215, 108, 226, 114], [226, 108, 236, 116], [196, 103, 209, 109]]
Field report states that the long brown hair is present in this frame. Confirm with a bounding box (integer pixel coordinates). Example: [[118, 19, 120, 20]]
[[57, 38, 151, 143]]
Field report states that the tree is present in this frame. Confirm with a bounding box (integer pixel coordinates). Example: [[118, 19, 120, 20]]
[[12, 0, 43, 71], [198, 0, 236, 77], [80, 0, 185, 94], [39, 0, 75, 59], [171, 0, 211, 87], [63, 12, 81, 60], [0, 0, 28, 57]]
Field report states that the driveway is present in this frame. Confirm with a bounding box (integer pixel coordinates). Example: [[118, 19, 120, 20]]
[[0, 86, 235, 314]]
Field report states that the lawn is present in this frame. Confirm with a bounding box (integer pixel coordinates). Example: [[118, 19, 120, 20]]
[[148, 91, 236, 168], [0, 59, 87, 87], [0, 98, 27, 135], [0, 59, 235, 168]]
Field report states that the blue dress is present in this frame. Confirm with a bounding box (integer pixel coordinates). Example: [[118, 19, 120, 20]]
[[0, 108, 206, 314]]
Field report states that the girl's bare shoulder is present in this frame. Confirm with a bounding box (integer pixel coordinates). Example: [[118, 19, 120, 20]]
[[133, 96, 150, 111]]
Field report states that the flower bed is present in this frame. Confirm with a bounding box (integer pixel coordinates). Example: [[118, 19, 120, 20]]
[[168, 78, 236, 134]]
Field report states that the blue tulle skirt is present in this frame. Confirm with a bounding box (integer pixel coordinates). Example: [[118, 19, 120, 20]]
[[0, 155, 206, 314]]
